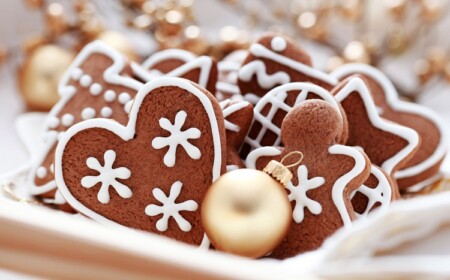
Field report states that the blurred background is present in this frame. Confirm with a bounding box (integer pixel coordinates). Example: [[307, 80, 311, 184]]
[[1, 0, 450, 173]]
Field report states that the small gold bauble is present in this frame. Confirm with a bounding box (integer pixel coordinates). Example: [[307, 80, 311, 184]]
[[202, 169, 292, 258], [18, 45, 74, 111], [96, 31, 138, 61]]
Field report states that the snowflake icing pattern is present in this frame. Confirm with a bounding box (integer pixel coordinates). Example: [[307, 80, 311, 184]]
[[152, 110, 201, 167], [81, 150, 132, 204], [287, 165, 325, 223], [145, 181, 198, 232]]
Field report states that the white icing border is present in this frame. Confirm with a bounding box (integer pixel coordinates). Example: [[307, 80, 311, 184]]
[[54, 77, 223, 242], [328, 144, 368, 228], [330, 64, 448, 181], [132, 56, 213, 90], [333, 77, 420, 175], [28, 41, 143, 196], [141, 49, 196, 70], [244, 82, 342, 151]]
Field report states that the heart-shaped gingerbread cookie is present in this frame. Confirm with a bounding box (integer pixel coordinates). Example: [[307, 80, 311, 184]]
[[54, 77, 226, 246]]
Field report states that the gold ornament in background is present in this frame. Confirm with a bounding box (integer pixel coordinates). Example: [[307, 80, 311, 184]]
[[96, 31, 138, 62], [18, 45, 74, 111]]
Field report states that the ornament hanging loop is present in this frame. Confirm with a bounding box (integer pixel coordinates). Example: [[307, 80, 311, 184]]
[[280, 151, 304, 169]]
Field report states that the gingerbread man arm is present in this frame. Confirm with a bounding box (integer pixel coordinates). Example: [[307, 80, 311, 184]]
[[328, 144, 371, 227]]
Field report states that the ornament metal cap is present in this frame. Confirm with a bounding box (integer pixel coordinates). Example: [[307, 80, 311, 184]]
[[263, 151, 304, 187]]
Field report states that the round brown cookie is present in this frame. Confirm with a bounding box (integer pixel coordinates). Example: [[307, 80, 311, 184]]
[[351, 165, 399, 217], [239, 82, 349, 158], [54, 77, 226, 246], [330, 75, 420, 177], [219, 99, 254, 170], [133, 53, 219, 96], [237, 33, 337, 104], [330, 64, 446, 190], [246, 100, 371, 259], [28, 41, 143, 211]]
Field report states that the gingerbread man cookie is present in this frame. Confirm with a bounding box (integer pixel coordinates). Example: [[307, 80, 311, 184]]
[[240, 82, 349, 158], [219, 99, 253, 171], [132, 51, 218, 95], [331, 64, 447, 190], [237, 34, 337, 104], [246, 99, 370, 259], [54, 77, 226, 246], [28, 41, 143, 209]]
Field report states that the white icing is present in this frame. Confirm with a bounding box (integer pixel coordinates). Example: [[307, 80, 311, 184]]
[[54, 77, 221, 249], [133, 56, 213, 89], [238, 60, 290, 89], [245, 146, 282, 169], [118, 92, 131, 104], [104, 90, 116, 102], [61, 114, 74, 127], [287, 165, 324, 223], [145, 181, 198, 232], [219, 99, 250, 133], [42, 189, 67, 205], [81, 150, 132, 204], [46, 116, 60, 129], [245, 42, 337, 86], [152, 110, 201, 167], [226, 165, 239, 172], [36, 166, 47, 179], [50, 163, 54, 174], [333, 77, 420, 175], [124, 100, 133, 114], [331, 64, 448, 183], [70, 68, 83, 81], [352, 165, 392, 218], [216, 81, 240, 97], [89, 83, 102, 96], [244, 82, 342, 151], [81, 107, 96, 120], [271, 36, 287, 52], [100, 107, 113, 118], [79, 74, 93, 88], [141, 48, 196, 70], [328, 144, 368, 228], [29, 40, 143, 196]]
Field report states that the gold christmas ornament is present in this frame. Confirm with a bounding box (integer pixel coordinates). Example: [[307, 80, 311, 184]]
[[96, 31, 138, 62], [201, 152, 303, 258], [18, 44, 74, 111]]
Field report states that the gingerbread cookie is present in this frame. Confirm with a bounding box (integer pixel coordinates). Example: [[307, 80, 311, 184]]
[[216, 50, 247, 101], [28, 41, 143, 208], [246, 99, 370, 259], [330, 75, 420, 176], [240, 82, 348, 158], [331, 64, 447, 190], [54, 77, 226, 246], [219, 99, 253, 171], [132, 52, 218, 95], [237, 34, 337, 104], [352, 165, 398, 218], [141, 48, 196, 75]]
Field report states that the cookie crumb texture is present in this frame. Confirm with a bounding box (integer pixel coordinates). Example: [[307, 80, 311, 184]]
[[61, 85, 225, 245]]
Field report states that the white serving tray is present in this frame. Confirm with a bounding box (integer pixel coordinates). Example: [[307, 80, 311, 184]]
[[2, 113, 450, 279]]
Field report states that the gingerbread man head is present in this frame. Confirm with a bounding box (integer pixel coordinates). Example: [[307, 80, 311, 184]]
[[246, 99, 370, 259]]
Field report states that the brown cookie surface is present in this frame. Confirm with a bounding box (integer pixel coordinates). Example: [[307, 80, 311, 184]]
[[55, 77, 226, 246], [237, 34, 336, 104], [28, 41, 143, 209], [246, 100, 370, 259], [331, 65, 446, 190]]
